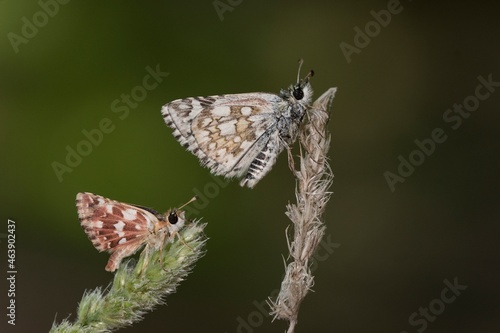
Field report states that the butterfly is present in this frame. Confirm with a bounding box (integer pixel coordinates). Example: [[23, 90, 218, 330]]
[[161, 61, 314, 188], [76, 192, 193, 272]]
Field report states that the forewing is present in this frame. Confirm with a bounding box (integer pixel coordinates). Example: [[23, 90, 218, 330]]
[[76, 192, 157, 254], [162, 93, 281, 177]]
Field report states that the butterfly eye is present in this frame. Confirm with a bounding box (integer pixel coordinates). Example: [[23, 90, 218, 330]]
[[293, 86, 304, 100], [168, 211, 178, 224]]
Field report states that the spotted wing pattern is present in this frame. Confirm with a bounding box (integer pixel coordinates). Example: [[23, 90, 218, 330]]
[[161, 71, 314, 188], [162, 93, 283, 186], [76, 192, 160, 272]]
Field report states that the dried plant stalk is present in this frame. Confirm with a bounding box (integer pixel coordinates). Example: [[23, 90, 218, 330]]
[[269, 88, 337, 333]]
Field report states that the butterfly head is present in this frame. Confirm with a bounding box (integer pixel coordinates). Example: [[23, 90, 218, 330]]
[[280, 61, 314, 108], [163, 195, 197, 233], [292, 70, 314, 103], [164, 209, 185, 233]]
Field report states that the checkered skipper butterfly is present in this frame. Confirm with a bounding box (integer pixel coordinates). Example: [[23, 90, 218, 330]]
[[162, 61, 314, 188], [76, 192, 193, 272]]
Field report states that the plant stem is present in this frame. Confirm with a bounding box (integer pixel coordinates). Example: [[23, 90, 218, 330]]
[[50, 222, 207, 333], [270, 88, 337, 333]]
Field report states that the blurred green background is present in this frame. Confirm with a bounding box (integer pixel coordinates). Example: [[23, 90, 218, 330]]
[[1, 1, 499, 332]]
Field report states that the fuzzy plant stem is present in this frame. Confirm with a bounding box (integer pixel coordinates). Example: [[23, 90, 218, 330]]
[[269, 88, 337, 333], [50, 222, 207, 333]]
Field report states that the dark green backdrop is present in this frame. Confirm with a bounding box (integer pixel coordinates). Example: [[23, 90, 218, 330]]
[[1, 1, 499, 332]]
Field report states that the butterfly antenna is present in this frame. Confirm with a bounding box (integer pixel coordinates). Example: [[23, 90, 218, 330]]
[[305, 69, 315, 81], [297, 58, 304, 83], [177, 196, 198, 210]]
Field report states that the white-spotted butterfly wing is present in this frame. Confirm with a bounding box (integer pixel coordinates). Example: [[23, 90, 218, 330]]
[[76, 192, 183, 272], [162, 64, 314, 188], [163, 93, 280, 181]]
